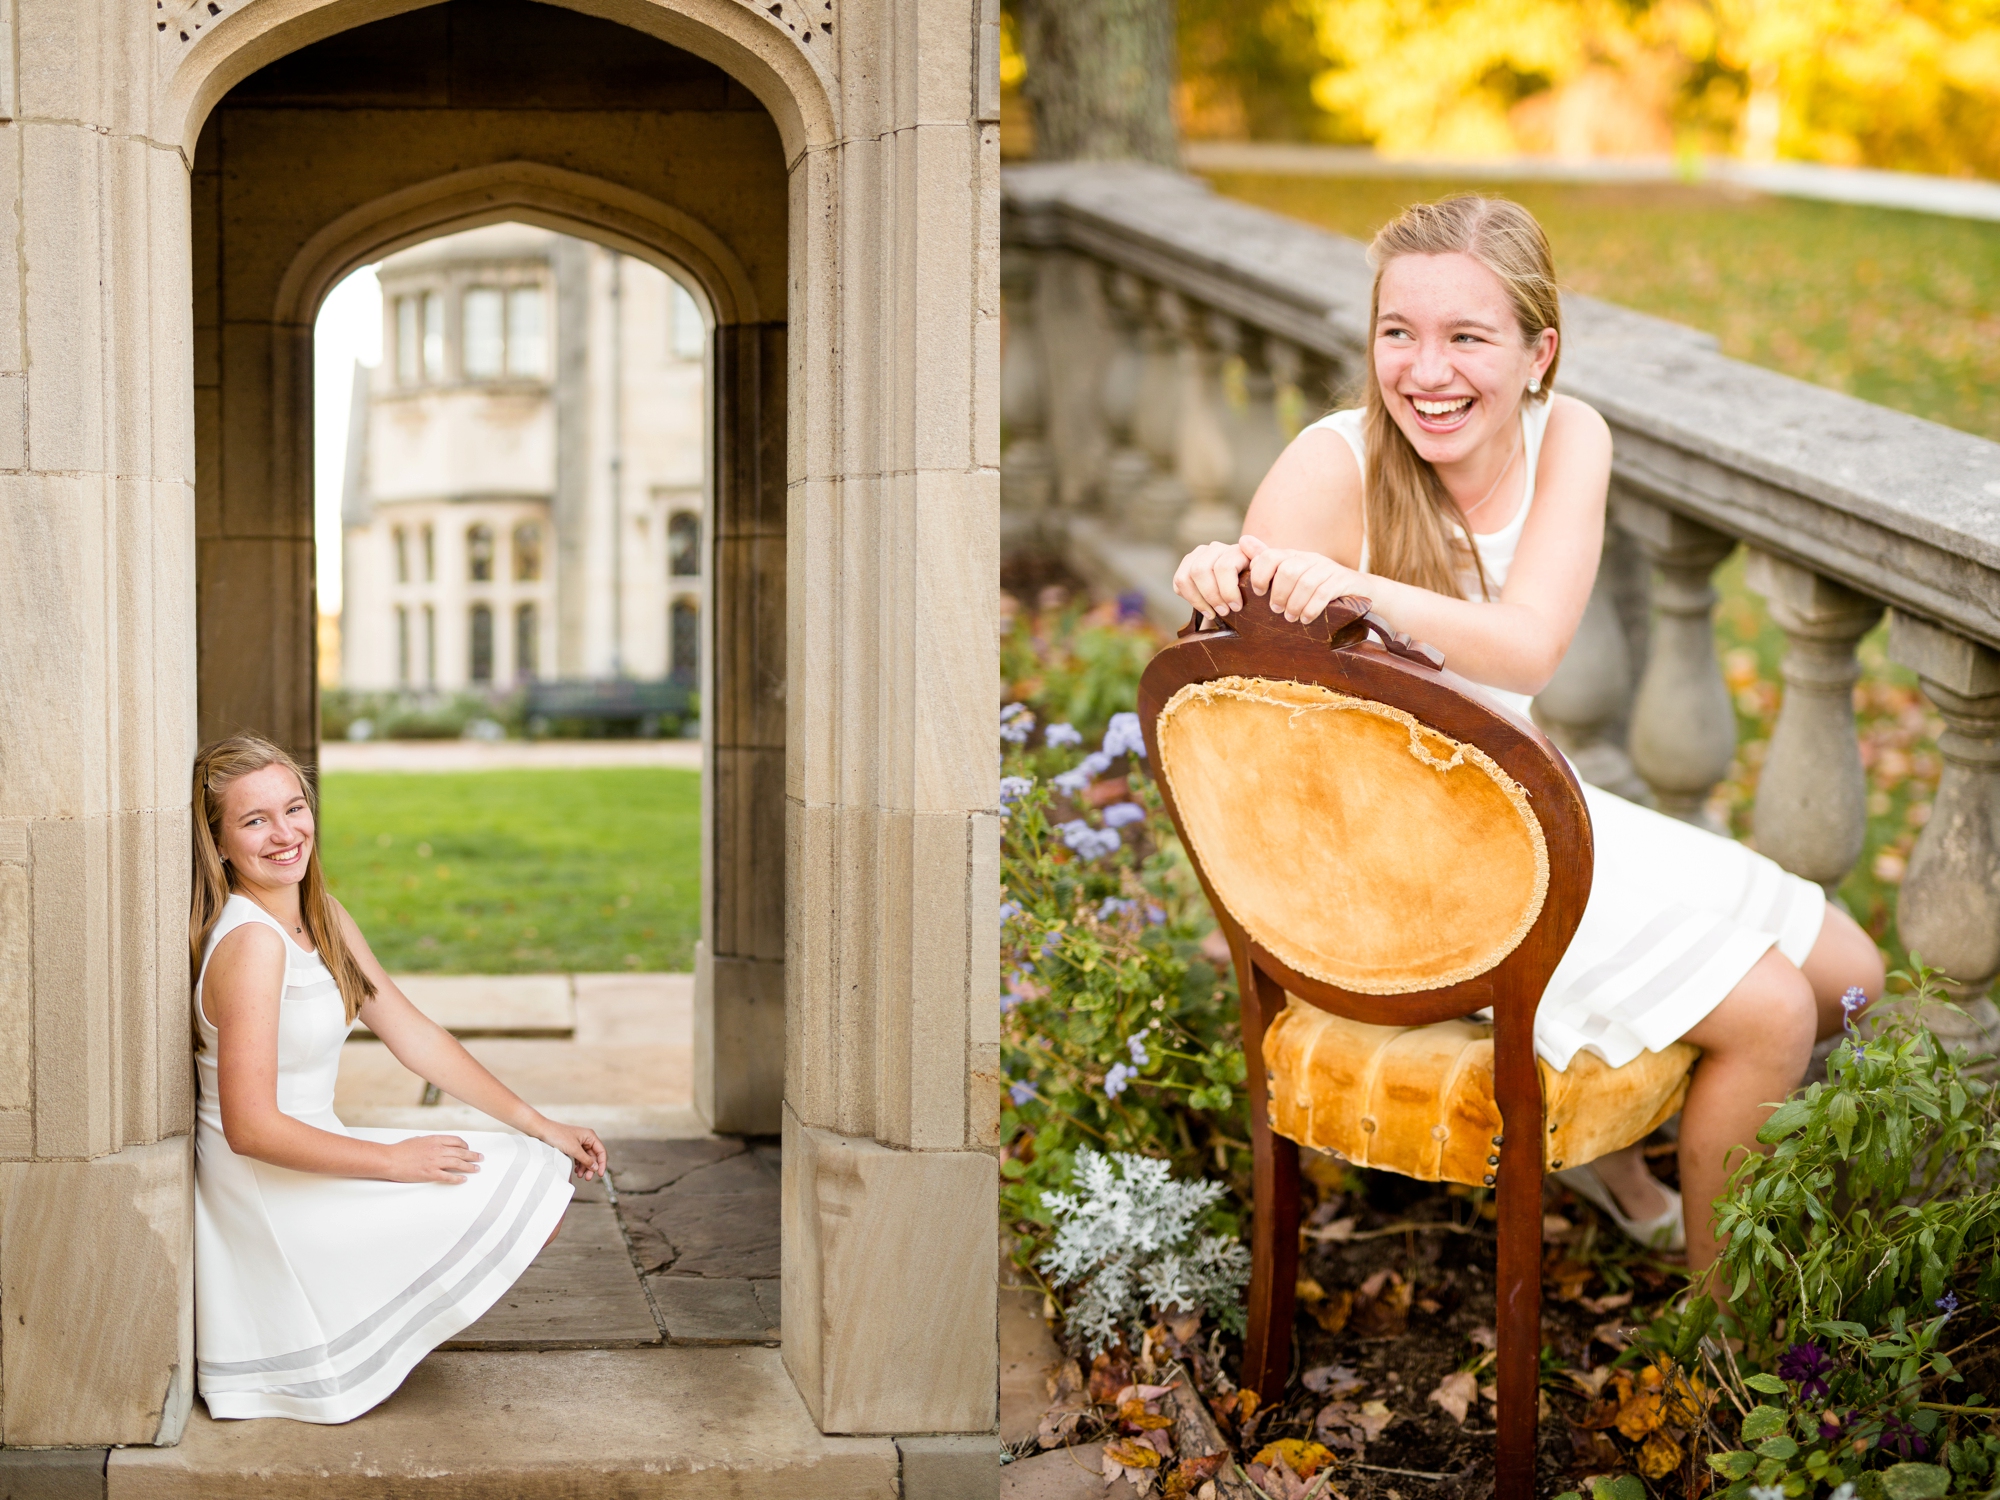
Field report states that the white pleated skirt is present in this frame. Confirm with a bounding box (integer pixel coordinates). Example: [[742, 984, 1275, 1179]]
[[1532, 783, 1827, 1071]]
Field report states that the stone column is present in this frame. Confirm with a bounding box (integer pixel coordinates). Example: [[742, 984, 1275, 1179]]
[[998, 248, 1053, 531], [1533, 552, 1648, 802], [1616, 493, 1738, 826], [1168, 297, 1237, 549], [1226, 323, 1289, 518], [1745, 552, 1883, 891], [1889, 612, 2000, 1000], [1094, 268, 1154, 514], [699, 320, 788, 1136], [1127, 284, 1190, 544], [0, 18, 197, 1445]]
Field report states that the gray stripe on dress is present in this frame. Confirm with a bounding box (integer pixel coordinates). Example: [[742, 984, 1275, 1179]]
[[198, 1144, 538, 1379], [229, 1148, 566, 1400], [1606, 914, 1740, 1026]]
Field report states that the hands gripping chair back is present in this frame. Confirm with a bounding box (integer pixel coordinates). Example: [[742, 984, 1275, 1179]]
[[1136, 593, 1594, 1500]]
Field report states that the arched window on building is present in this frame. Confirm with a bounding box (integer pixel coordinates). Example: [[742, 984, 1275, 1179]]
[[422, 604, 437, 686], [667, 511, 700, 577], [393, 526, 409, 584], [467, 524, 494, 582], [462, 288, 504, 378], [395, 605, 410, 686], [422, 524, 436, 583], [469, 604, 494, 684], [508, 287, 546, 377], [513, 522, 543, 582], [669, 282, 705, 361], [515, 603, 538, 681], [670, 599, 699, 685]]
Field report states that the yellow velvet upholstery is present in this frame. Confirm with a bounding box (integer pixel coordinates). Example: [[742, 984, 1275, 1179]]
[[1155, 676, 1548, 995], [1264, 998, 1697, 1183]]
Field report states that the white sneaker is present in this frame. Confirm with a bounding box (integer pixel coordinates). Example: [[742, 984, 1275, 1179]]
[[1552, 1162, 1686, 1252]]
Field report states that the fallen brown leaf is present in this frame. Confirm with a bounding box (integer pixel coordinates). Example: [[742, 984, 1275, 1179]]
[[1089, 1351, 1134, 1405], [1252, 1439, 1335, 1478], [1349, 1272, 1411, 1339], [1295, 1276, 1327, 1305], [1428, 1370, 1478, 1425], [1579, 1290, 1634, 1315], [1312, 1288, 1355, 1335], [1467, 1325, 1498, 1351], [1302, 1364, 1366, 1398], [1546, 1260, 1594, 1303], [1637, 1428, 1684, 1480], [1104, 1438, 1164, 1470], [1354, 1400, 1396, 1439]]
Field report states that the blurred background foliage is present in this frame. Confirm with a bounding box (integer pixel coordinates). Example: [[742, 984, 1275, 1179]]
[[1005, 0, 2000, 177]]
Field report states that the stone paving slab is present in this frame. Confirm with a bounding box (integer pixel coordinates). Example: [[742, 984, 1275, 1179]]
[[999, 1285, 1061, 1446], [107, 1348, 899, 1500], [1000, 1444, 1115, 1499], [356, 974, 575, 1038], [647, 1275, 781, 1344], [445, 1201, 659, 1349], [610, 1139, 780, 1280]]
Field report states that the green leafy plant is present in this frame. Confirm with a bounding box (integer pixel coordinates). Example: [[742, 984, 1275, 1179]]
[[997, 601, 1250, 1283]]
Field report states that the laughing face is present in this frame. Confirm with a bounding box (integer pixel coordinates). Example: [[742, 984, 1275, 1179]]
[[1372, 251, 1555, 468], [217, 763, 316, 892]]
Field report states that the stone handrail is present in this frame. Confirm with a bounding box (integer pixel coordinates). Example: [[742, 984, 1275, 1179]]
[[1000, 160, 2000, 1007]]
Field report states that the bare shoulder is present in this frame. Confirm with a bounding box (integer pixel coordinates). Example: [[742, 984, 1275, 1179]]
[[1244, 423, 1365, 555], [1543, 392, 1611, 455], [205, 920, 287, 1022], [210, 917, 287, 969]]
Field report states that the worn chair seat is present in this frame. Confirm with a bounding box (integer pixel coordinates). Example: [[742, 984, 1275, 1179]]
[[1264, 1000, 1696, 1185]]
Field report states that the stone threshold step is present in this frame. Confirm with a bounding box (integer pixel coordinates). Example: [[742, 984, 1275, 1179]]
[[108, 1348, 898, 1499]]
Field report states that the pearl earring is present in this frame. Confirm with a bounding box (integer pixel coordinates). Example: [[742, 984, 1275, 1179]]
[[1527, 375, 1541, 394]]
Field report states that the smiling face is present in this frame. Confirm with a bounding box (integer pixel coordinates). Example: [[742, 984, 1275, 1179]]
[[1372, 251, 1556, 468], [215, 763, 316, 892]]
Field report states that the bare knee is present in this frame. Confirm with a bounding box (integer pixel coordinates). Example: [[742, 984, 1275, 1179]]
[[1688, 949, 1818, 1077]]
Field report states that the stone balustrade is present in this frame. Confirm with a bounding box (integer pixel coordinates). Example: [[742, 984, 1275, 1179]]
[[1001, 161, 2000, 1008]]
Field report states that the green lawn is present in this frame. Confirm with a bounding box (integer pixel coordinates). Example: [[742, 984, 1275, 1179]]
[[318, 768, 701, 974], [1205, 173, 2000, 443]]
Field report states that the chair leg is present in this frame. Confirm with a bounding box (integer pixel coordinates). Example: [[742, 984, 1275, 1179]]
[[1240, 962, 1300, 1403], [1493, 1014, 1547, 1500]]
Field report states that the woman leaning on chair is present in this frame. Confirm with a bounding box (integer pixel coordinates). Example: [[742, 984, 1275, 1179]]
[[1171, 194, 1884, 1273]]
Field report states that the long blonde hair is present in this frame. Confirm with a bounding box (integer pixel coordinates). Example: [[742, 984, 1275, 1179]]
[[190, 735, 376, 1041], [1361, 195, 1562, 600]]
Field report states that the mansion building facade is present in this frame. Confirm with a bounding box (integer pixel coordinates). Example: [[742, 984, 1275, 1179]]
[[340, 223, 707, 695]]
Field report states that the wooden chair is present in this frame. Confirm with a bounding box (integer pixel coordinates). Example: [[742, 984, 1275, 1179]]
[[1136, 591, 1697, 1498]]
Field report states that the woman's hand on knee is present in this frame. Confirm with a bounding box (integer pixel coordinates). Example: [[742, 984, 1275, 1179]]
[[385, 1134, 483, 1184]]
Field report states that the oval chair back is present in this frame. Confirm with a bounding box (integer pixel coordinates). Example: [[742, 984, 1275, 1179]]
[[1137, 590, 1594, 1500]]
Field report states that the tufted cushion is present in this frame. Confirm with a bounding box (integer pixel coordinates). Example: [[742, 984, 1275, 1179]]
[[1155, 676, 1547, 995], [1264, 999, 1696, 1184]]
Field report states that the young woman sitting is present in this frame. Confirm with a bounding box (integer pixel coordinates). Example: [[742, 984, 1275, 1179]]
[[1170, 195, 1883, 1271]]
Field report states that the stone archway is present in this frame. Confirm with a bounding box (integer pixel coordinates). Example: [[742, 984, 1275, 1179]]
[[0, 0, 997, 1456]]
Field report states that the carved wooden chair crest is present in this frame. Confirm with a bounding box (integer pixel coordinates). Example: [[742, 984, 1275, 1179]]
[[1137, 591, 1697, 1497]]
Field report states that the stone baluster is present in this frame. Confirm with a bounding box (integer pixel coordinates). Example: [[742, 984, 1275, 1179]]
[[1888, 612, 2000, 1006], [1616, 494, 1739, 826], [1095, 268, 1153, 514], [1128, 283, 1192, 545], [1532, 547, 1649, 802], [1744, 552, 1884, 891], [999, 248, 1053, 525], [1224, 320, 1291, 517], [1292, 347, 1345, 426], [1165, 295, 1239, 548]]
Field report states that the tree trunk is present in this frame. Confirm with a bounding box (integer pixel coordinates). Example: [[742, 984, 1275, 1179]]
[[1016, 0, 1178, 165]]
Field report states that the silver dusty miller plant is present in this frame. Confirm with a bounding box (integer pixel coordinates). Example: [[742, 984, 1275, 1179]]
[[1040, 1147, 1251, 1356]]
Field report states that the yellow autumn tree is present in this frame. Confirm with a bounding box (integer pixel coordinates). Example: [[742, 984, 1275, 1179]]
[[1300, 0, 2000, 176]]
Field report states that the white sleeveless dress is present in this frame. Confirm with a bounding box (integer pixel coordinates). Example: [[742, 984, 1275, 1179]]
[[193, 894, 574, 1423], [1307, 403, 1825, 1071]]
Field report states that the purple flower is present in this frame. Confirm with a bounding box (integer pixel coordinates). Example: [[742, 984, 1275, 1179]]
[[1117, 591, 1147, 624], [1879, 1413, 1928, 1460], [1057, 819, 1120, 860], [1001, 989, 1023, 1013], [1938, 1290, 1961, 1321], [1104, 1061, 1134, 1099], [1126, 1033, 1150, 1067], [1051, 751, 1115, 796], [1000, 704, 1035, 744], [1145, 904, 1166, 925], [1102, 712, 1147, 761], [1776, 1341, 1834, 1402], [1044, 722, 1083, 749], [1008, 1079, 1038, 1106], [998, 900, 1023, 924], [999, 776, 1035, 806], [1102, 801, 1146, 828], [1840, 985, 1868, 1034], [1097, 897, 1135, 921]]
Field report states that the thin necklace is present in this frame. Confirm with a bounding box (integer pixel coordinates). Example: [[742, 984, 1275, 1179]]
[[242, 886, 304, 936], [1457, 424, 1521, 527]]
